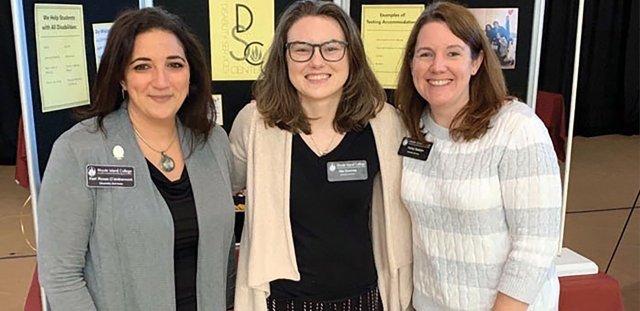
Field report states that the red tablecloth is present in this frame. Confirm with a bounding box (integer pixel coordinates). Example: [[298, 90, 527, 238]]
[[15, 116, 29, 188], [23, 267, 42, 311], [535, 91, 567, 162], [559, 273, 624, 311]]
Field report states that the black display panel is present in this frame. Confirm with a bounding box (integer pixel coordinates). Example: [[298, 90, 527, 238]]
[[349, 0, 535, 103]]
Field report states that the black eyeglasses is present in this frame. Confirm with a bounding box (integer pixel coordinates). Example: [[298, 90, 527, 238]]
[[285, 40, 349, 62]]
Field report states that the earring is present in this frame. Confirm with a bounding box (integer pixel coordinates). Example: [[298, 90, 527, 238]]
[[121, 88, 126, 99]]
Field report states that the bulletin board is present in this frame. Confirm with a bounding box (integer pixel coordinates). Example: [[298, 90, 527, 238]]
[[15, 0, 140, 176]]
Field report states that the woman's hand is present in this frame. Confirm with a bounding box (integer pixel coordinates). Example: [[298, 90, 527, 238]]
[[492, 292, 529, 311]]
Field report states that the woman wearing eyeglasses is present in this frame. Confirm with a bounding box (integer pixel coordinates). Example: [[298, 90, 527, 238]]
[[229, 1, 413, 310]]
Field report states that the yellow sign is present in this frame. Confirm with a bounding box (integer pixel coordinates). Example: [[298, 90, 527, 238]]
[[361, 4, 424, 89], [209, 0, 274, 81], [34, 3, 90, 112]]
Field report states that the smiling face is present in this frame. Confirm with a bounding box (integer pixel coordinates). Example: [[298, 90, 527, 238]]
[[411, 21, 483, 116], [286, 15, 349, 106], [122, 29, 190, 124]]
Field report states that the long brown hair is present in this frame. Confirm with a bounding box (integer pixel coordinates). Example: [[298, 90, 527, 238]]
[[253, 0, 385, 134], [395, 1, 508, 142], [77, 7, 214, 153]]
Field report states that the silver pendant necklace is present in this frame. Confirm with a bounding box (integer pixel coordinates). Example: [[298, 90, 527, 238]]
[[132, 125, 177, 172]]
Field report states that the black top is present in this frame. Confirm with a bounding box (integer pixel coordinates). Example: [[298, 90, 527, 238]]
[[148, 160, 199, 311], [270, 124, 380, 301]]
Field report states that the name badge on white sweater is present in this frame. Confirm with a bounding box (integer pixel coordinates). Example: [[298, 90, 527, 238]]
[[398, 137, 432, 161], [86, 164, 135, 188], [327, 160, 368, 182]]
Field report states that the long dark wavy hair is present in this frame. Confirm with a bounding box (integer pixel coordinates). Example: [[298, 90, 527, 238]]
[[77, 7, 214, 153], [253, 0, 386, 134], [395, 1, 509, 143]]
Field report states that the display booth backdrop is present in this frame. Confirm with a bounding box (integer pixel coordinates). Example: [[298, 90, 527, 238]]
[[10, 0, 637, 309], [12, 0, 542, 252], [18, 0, 141, 177], [19, 0, 540, 177], [349, 0, 535, 104]]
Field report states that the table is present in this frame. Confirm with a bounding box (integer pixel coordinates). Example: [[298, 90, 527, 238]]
[[535, 91, 567, 162], [559, 272, 624, 311]]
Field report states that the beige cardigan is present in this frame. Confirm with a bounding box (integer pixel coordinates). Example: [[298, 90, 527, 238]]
[[229, 102, 413, 311]]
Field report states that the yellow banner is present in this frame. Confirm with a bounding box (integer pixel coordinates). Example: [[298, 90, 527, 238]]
[[34, 3, 90, 112], [209, 0, 274, 81], [361, 4, 424, 89]]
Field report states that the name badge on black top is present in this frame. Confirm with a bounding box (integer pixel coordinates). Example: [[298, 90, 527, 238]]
[[398, 137, 432, 161], [86, 164, 135, 188], [327, 160, 368, 182]]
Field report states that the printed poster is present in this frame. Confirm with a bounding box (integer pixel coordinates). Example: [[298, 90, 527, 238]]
[[361, 4, 424, 89], [34, 3, 90, 112], [209, 0, 274, 81], [92, 22, 113, 70]]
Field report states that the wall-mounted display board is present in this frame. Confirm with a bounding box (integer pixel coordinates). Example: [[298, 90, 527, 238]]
[[347, 0, 542, 106], [153, 0, 298, 132], [12, 0, 142, 178]]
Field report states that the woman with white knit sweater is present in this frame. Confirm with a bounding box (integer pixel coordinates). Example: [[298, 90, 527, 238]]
[[394, 2, 561, 311]]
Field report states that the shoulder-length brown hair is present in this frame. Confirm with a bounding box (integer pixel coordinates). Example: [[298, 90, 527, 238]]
[[253, 0, 385, 134], [77, 7, 214, 152], [395, 1, 508, 143]]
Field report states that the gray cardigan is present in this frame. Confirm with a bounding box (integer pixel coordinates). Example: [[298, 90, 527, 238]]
[[37, 106, 235, 311]]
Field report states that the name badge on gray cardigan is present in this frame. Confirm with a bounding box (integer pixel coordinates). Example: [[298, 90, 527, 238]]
[[86, 165, 135, 188], [327, 160, 368, 182]]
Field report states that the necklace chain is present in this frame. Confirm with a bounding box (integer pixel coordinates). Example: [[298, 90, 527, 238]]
[[308, 131, 339, 156], [132, 125, 177, 153], [132, 124, 178, 172]]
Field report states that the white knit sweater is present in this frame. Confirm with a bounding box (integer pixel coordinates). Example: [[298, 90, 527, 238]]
[[402, 101, 561, 311]]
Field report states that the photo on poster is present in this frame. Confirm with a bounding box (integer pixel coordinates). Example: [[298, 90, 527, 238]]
[[469, 8, 518, 70]]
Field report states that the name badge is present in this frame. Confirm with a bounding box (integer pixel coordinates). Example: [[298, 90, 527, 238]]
[[327, 160, 368, 182], [86, 164, 135, 188], [397, 137, 432, 161]]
